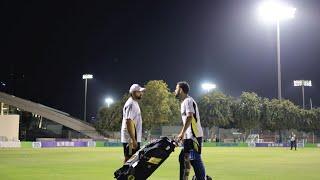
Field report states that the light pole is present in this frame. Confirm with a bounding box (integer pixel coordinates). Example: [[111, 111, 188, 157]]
[[201, 83, 217, 93], [82, 74, 93, 122], [258, 1, 296, 100], [105, 97, 114, 108], [293, 80, 312, 109]]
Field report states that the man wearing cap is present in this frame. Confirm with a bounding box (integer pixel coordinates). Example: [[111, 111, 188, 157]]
[[121, 84, 145, 163]]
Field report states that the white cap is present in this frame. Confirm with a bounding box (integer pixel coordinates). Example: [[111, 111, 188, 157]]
[[129, 84, 146, 93]]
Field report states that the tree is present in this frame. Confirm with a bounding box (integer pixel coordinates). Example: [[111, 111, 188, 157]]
[[260, 97, 273, 131], [96, 80, 180, 134], [140, 80, 180, 130], [233, 92, 261, 134], [297, 109, 313, 133], [167, 93, 181, 126], [306, 108, 320, 143], [312, 108, 320, 131], [263, 99, 300, 142], [95, 95, 128, 133], [198, 91, 233, 129]]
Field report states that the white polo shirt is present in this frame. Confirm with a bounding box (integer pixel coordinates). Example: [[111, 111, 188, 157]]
[[121, 97, 142, 143], [181, 96, 204, 139]]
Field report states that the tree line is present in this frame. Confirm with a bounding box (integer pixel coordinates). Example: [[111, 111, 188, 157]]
[[95, 80, 320, 140]]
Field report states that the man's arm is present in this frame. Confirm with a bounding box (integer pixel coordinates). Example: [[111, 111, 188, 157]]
[[178, 112, 193, 141], [126, 119, 138, 149]]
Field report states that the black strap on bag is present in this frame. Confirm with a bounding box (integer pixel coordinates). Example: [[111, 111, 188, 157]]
[[191, 101, 201, 153]]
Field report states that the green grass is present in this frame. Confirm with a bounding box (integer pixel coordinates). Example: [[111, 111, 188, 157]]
[[0, 147, 320, 179]]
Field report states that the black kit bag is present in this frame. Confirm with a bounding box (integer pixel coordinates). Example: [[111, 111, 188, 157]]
[[114, 137, 177, 180]]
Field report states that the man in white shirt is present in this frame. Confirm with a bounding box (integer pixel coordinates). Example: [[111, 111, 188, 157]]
[[121, 84, 145, 163], [290, 132, 297, 150], [175, 81, 206, 180]]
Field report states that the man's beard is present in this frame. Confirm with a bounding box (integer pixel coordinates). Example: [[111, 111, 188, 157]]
[[136, 95, 142, 100], [175, 92, 180, 100]]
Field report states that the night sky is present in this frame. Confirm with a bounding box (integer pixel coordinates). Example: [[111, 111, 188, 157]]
[[1, 0, 319, 120]]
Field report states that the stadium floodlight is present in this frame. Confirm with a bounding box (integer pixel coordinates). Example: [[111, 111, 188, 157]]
[[258, 1, 296, 23], [201, 83, 216, 93], [82, 74, 93, 79], [257, 1, 296, 100], [293, 80, 312, 109], [82, 74, 93, 122], [105, 97, 114, 108], [294, 80, 312, 87]]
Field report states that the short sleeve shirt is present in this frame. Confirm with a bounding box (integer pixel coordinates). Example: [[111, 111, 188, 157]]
[[121, 97, 142, 143], [181, 96, 204, 139]]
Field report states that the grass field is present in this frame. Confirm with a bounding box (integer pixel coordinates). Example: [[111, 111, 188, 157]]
[[0, 147, 320, 180]]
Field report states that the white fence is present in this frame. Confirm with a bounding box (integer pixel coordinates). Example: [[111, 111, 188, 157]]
[[0, 141, 21, 148]]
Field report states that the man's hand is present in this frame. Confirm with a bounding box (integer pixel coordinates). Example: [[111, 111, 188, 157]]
[[177, 132, 184, 142]]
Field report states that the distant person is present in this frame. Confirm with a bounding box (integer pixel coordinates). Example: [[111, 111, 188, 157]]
[[174, 81, 207, 180], [121, 84, 145, 163], [290, 132, 297, 150]]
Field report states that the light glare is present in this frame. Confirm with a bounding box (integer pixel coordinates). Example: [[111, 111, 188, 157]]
[[258, 1, 296, 22], [105, 97, 114, 107], [82, 74, 93, 79], [294, 80, 312, 87], [201, 83, 217, 91]]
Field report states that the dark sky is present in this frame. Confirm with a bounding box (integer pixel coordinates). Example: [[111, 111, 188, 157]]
[[1, 0, 319, 120]]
